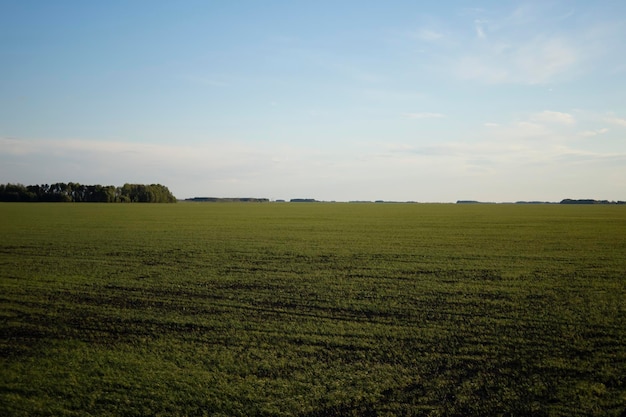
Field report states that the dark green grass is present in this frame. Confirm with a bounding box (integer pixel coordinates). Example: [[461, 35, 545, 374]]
[[1, 203, 625, 416]]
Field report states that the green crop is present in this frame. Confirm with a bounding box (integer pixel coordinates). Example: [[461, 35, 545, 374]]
[[1, 203, 625, 416]]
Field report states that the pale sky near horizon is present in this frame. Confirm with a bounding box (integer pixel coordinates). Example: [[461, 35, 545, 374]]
[[1, 1, 625, 202]]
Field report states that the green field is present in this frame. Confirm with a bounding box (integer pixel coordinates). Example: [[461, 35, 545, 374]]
[[1, 202, 625, 416]]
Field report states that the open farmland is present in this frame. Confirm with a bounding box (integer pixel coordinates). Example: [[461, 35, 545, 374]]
[[1, 202, 625, 416]]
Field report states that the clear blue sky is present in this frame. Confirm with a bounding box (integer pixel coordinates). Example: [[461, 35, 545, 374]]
[[1, 0, 625, 201]]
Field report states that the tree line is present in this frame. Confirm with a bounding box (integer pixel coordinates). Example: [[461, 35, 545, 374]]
[[0, 183, 177, 203], [185, 197, 269, 203], [560, 199, 625, 205]]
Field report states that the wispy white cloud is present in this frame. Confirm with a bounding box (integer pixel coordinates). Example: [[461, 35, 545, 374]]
[[474, 19, 487, 39], [412, 4, 616, 85], [414, 28, 444, 41], [531, 110, 576, 125], [2, 132, 624, 202], [491, 121, 551, 140], [605, 116, 626, 127], [456, 36, 578, 84], [555, 9, 575, 22], [403, 112, 445, 119], [0, 137, 288, 195], [579, 128, 609, 137], [378, 130, 626, 201]]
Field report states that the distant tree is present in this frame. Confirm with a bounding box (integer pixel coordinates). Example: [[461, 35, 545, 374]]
[[0, 182, 176, 203], [0, 184, 33, 201], [290, 198, 318, 203]]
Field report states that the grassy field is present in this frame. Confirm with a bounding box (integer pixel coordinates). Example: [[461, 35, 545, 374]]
[[1, 202, 625, 416]]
